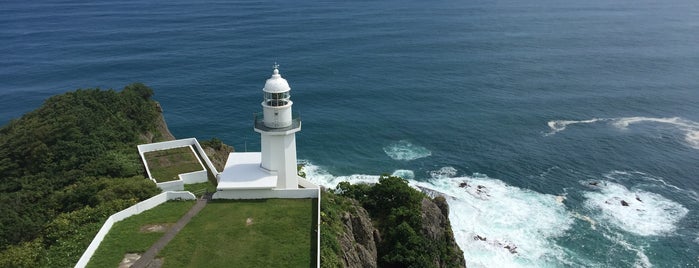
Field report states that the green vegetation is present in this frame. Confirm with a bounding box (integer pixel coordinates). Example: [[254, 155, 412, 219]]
[[322, 175, 463, 268], [183, 181, 217, 197], [86, 200, 195, 268], [144, 146, 203, 182], [318, 190, 352, 267], [159, 199, 315, 267], [0, 84, 164, 267]]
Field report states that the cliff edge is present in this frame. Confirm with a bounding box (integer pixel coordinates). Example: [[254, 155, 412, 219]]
[[321, 176, 466, 268]]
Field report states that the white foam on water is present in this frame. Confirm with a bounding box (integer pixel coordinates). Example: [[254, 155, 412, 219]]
[[545, 118, 602, 136], [391, 169, 415, 180], [417, 173, 574, 267], [429, 166, 458, 179], [582, 181, 689, 237], [305, 162, 575, 267], [301, 162, 380, 188], [382, 140, 432, 161], [600, 229, 652, 268], [603, 170, 699, 203], [571, 212, 597, 230], [545, 116, 699, 149]]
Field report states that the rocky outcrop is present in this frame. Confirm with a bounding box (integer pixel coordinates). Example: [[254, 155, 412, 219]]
[[336, 196, 465, 268], [139, 102, 176, 143], [339, 200, 378, 268], [422, 196, 466, 268], [202, 144, 234, 172]]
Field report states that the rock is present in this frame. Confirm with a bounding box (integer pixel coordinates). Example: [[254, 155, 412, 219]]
[[636, 196, 642, 202], [203, 145, 234, 172], [332, 193, 466, 268], [459, 182, 468, 188], [621, 200, 629, 206], [474, 235, 487, 241], [339, 200, 378, 268], [589, 181, 599, 186], [421, 197, 466, 267]]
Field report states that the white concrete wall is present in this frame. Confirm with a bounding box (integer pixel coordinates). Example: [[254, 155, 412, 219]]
[[179, 170, 208, 184], [137, 138, 220, 180], [156, 180, 184, 192], [299, 177, 319, 189], [190, 139, 220, 176], [316, 188, 321, 268], [74, 191, 196, 268], [212, 188, 318, 199], [138, 138, 220, 191]]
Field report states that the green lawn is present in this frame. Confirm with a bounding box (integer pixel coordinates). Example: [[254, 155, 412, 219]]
[[86, 201, 196, 268], [144, 146, 203, 182], [159, 199, 316, 268]]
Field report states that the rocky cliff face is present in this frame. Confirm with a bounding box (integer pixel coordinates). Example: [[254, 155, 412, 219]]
[[338, 199, 379, 268], [421, 196, 466, 268], [338, 197, 466, 268], [202, 144, 234, 172], [139, 102, 176, 143]]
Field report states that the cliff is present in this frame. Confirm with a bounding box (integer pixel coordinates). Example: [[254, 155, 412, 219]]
[[321, 176, 466, 268], [336, 196, 465, 268], [139, 102, 175, 143]]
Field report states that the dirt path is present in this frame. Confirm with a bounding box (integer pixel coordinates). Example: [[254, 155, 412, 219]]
[[130, 194, 211, 268]]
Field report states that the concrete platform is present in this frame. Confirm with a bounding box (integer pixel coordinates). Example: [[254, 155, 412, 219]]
[[217, 152, 277, 190]]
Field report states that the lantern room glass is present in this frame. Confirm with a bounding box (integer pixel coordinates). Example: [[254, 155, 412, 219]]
[[264, 92, 290, 107]]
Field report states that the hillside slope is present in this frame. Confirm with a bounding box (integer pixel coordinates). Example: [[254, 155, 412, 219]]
[[0, 84, 167, 267]]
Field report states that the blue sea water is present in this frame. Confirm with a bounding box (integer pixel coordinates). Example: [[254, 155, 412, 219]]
[[2, 0, 699, 266]]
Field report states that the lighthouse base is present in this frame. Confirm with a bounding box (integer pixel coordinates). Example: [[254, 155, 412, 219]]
[[214, 152, 319, 200]]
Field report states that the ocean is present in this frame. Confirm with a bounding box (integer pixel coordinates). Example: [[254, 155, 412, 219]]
[[2, 0, 698, 266]]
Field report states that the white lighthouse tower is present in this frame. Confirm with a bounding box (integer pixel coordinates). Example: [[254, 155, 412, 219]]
[[254, 64, 301, 189]]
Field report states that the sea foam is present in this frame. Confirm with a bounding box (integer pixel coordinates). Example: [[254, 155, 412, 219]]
[[303, 163, 575, 267], [418, 171, 574, 268], [391, 169, 415, 180], [600, 230, 652, 268], [582, 181, 688, 236], [383, 140, 432, 161], [546, 116, 699, 149]]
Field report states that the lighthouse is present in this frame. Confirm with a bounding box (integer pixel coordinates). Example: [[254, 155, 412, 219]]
[[254, 64, 301, 189]]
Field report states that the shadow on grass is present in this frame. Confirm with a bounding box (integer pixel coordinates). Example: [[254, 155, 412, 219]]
[[310, 198, 319, 268]]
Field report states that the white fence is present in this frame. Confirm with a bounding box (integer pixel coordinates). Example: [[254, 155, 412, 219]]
[[74, 191, 196, 268], [179, 170, 208, 184], [137, 138, 217, 191], [212, 188, 319, 199]]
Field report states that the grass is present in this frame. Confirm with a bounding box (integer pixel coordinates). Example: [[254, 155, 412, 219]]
[[158, 199, 316, 268], [183, 181, 217, 197], [86, 200, 195, 268], [144, 146, 203, 182], [184, 147, 220, 198]]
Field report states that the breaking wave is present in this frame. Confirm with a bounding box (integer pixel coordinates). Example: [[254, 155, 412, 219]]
[[383, 140, 432, 161], [582, 180, 689, 236], [545, 116, 699, 149], [302, 163, 575, 267], [391, 169, 415, 180]]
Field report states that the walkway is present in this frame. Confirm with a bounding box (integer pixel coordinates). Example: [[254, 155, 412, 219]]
[[130, 193, 211, 268]]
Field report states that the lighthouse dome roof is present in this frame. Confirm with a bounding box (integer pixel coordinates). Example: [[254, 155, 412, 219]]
[[263, 68, 291, 93]]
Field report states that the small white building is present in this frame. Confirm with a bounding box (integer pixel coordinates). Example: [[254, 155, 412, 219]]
[[213, 65, 318, 199]]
